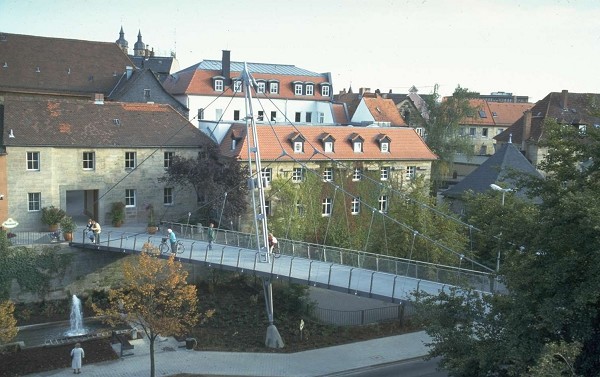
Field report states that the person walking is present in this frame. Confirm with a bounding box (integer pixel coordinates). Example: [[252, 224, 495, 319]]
[[167, 228, 177, 253], [70, 342, 84, 374], [91, 220, 101, 244], [85, 219, 94, 242], [207, 223, 215, 250], [268, 233, 278, 253]]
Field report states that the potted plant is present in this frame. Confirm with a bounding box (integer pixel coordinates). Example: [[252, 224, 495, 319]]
[[60, 216, 76, 241], [41, 206, 66, 231], [109, 202, 126, 227], [146, 204, 158, 234]]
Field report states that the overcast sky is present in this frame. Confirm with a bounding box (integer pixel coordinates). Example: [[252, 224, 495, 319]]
[[1, 0, 599, 102]]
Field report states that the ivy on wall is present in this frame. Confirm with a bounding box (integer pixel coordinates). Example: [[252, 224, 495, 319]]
[[0, 232, 73, 300]]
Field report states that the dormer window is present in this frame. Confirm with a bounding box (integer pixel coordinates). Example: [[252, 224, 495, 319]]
[[294, 83, 303, 95], [305, 84, 314, 96], [290, 133, 305, 153], [257, 81, 266, 93], [233, 81, 242, 92], [349, 134, 364, 153], [269, 81, 279, 94], [377, 134, 391, 153], [321, 85, 330, 97], [214, 79, 224, 91], [320, 133, 336, 153]]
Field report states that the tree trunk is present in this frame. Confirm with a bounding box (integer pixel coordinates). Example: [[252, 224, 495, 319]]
[[149, 334, 156, 377]]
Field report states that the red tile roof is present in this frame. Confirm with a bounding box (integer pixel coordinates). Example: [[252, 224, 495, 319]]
[[362, 96, 406, 126], [220, 125, 437, 162]]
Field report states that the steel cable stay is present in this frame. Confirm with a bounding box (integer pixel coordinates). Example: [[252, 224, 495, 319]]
[[277, 153, 494, 272], [253, 90, 483, 238], [364, 209, 376, 252]]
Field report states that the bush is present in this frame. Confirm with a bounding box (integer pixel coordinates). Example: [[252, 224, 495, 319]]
[[41, 206, 66, 226]]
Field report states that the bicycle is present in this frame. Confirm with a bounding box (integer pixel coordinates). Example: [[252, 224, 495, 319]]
[[159, 237, 185, 255], [270, 244, 281, 258]]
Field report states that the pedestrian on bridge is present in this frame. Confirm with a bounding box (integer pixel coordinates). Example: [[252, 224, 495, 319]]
[[167, 228, 177, 252], [207, 223, 215, 250], [91, 220, 101, 245]]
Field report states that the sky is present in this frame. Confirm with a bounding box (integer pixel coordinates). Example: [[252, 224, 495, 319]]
[[1, 0, 599, 102]]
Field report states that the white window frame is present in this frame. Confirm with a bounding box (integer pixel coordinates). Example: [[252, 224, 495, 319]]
[[416, 127, 425, 137], [164, 152, 174, 168], [482, 128, 489, 138], [28, 192, 41, 211], [380, 142, 389, 153], [233, 81, 242, 92], [82, 152, 95, 170], [125, 151, 136, 169], [294, 141, 303, 153], [323, 167, 333, 182], [321, 85, 330, 97], [257, 82, 266, 93], [27, 151, 40, 171], [351, 197, 361, 215], [125, 189, 136, 208], [214, 79, 224, 91], [322, 198, 332, 216], [378, 195, 388, 213], [164, 187, 174, 205], [292, 167, 304, 182], [294, 84, 303, 95], [318, 112, 325, 123], [261, 168, 272, 184], [352, 168, 362, 181], [405, 166, 416, 180], [306, 84, 314, 96], [380, 166, 390, 181], [269, 82, 279, 94], [324, 141, 333, 152], [353, 142, 362, 153]]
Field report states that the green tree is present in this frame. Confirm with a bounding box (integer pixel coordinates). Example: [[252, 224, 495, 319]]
[[160, 143, 248, 225], [424, 85, 478, 193], [93, 250, 200, 377], [416, 117, 600, 376]]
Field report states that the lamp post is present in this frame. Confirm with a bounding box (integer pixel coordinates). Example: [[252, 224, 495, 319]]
[[490, 183, 513, 292], [490, 183, 512, 206]]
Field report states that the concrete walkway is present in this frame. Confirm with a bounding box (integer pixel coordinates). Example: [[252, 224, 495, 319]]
[[24, 331, 432, 377]]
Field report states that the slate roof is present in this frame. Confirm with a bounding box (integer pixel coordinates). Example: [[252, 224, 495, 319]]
[[220, 124, 437, 162], [2, 97, 211, 148], [0, 32, 134, 96], [333, 91, 362, 118], [495, 91, 600, 144], [129, 56, 179, 82], [442, 142, 542, 199], [163, 60, 331, 99]]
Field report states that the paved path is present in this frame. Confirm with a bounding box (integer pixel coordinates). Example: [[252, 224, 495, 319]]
[[24, 331, 432, 377]]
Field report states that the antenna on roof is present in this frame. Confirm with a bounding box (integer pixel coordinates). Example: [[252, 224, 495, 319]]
[[508, 133, 512, 143]]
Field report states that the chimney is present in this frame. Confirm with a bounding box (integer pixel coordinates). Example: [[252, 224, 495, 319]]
[[521, 109, 532, 152], [126, 66, 133, 80], [359, 87, 371, 95], [94, 93, 104, 105], [222, 50, 231, 86], [561, 89, 569, 110]]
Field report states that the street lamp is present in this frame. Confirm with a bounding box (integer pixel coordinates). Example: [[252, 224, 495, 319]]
[[490, 184, 512, 206]]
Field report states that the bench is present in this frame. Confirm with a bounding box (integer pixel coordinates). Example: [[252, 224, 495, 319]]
[[112, 331, 134, 357]]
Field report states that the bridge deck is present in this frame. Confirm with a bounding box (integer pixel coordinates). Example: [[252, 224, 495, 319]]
[[71, 227, 497, 302]]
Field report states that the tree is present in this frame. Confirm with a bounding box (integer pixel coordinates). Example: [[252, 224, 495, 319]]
[[0, 300, 17, 345], [160, 142, 248, 225], [423, 85, 478, 193], [416, 117, 600, 376], [93, 249, 199, 377]]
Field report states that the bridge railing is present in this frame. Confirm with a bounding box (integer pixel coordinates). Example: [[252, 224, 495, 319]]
[[160, 221, 497, 292]]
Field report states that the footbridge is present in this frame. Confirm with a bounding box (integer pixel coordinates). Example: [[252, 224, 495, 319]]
[[69, 223, 500, 303]]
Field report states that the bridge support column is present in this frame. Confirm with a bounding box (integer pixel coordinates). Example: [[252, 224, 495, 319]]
[[262, 278, 284, 348]]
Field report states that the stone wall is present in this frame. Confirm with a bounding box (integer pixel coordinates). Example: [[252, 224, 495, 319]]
[[9, 245, 210, 303]]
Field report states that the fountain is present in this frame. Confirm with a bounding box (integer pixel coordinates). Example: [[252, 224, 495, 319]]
[[65, 295, 87, 336]]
